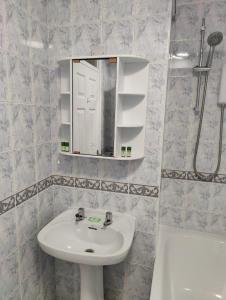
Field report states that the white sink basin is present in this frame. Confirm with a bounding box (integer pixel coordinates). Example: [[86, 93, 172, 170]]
[[37, 208, 135, 300]]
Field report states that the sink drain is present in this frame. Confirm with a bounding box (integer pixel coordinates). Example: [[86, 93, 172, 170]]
[[85, 249, 95, 253]]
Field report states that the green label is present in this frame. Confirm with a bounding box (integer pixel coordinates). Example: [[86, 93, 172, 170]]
[[88, 216, 102, 223]]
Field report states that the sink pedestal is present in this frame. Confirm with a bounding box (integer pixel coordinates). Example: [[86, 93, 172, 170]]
[[80, 264, 104, 300], [38, 208, 135, 300]]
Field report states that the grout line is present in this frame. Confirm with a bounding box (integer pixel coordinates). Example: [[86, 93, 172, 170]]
[[14, 197, 23, 300]]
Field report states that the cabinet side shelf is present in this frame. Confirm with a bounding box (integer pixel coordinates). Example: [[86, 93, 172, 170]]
[[117, 124, 144, 128], [118, 92, 145, 97], [59, 151, 144, 160]]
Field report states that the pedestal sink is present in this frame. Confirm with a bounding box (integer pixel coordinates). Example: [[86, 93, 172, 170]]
[[37, 208, 135, 300]]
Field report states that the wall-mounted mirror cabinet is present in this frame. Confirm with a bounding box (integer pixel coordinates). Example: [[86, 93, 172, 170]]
[[59, 55, 149, 160]]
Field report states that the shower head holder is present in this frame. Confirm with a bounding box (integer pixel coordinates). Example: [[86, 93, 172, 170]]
[[193, 66, 211, 73]]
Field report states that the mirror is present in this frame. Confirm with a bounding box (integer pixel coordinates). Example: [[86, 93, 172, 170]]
[[72, 58, 117, 157]]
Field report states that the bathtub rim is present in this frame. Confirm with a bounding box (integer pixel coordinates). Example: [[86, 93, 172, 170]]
[[150, 224, 226, 300]]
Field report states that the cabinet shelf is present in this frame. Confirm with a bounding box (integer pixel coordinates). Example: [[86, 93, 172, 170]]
[[117, 95, 146, 128], [60, 60, 70, 95], [115, 57, 148, 158], [59, 151, 144, 160], [61, 92, 70, 95], [61, 97, 71, 125], [117, 124, 144, 128], [61, 122, 71, 126], [118, 92, 145, 97]]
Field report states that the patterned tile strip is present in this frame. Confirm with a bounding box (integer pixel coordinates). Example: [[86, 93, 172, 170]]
[[0, 177, 53, 215], [52, 175, 74, 187], [161, 169, 187, 180], [0, 174, 159, 216], [213, 174, 226, 184], [3, 168, 226, 216], [74, 177, 101, 190], [74, 177, 87, 189], [2, 168, 226, 216], [37, 177, 53, 192], [101, 180, 129, 194], [187, 171, 212, 182], [86, 179, 101, 190], [162, 169, 226, 184], [16, 184, 38, 206], [129, 184, 159, 197], [0, 195, 16, 216]]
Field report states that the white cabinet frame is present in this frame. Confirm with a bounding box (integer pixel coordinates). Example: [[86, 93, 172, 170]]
[[59, 55, 149, 160]]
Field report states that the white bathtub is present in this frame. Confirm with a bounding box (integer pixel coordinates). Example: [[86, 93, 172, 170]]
[[150, 225, 226, 300]]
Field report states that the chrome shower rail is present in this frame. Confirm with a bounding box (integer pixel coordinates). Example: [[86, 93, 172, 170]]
[[172, 0, 177, 21], [193, 18, 206, 115], [193, 29, 224, 180]]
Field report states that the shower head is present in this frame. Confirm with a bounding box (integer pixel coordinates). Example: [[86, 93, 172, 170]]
[[206, 32, 223, 67], [207, 32, 223, 47]]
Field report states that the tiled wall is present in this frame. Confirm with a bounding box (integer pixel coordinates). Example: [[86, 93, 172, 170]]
[[0, 0, 52, 201], [161, 0, 226, 232], [52, 176, 158, 300], [0, 186, 56, 300], [49, 0, 172, 189], [0, 173, 158, 300], [0, 0, 172, 300], [161, 177, 226, 232], [48, 0, 172, 299], [0, 0, 55, 299]]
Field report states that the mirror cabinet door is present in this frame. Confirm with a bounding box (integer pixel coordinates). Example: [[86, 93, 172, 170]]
[[72, 58, 117, 157]]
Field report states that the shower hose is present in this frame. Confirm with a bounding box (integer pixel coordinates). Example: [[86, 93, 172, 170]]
[[193, 73, 225, 181]]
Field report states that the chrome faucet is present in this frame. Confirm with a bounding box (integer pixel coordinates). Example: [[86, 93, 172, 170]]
[[103, 211, 112, 227], [75, 208, 85, 222]]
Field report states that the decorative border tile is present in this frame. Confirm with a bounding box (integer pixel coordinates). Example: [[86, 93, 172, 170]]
[[129, 184, 159, 198], [0, 178, 56, 216], [162, 169, 187, 180], [16, 184, 38, 206], [5, 166, 226, 218], [162, 169, 226, 184], [0, 174, 160, 216], [37, 176, 53, 193], [74, 177, 87, 189], [86, 179, 100, 190], [0, 195, 16, 216], [2, 167, 226, 217], [187, 171, 212, 182], [213, 174, 226, 184], [101, 180, 129, 194], [52, 175, 74, 187], [74, 178, 100, 189]]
